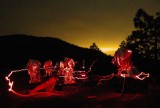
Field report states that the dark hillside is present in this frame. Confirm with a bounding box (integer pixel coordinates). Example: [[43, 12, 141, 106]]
[[0, 34, 116, 75]]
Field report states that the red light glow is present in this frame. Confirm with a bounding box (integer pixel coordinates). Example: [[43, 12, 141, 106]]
[[81, 73, 86, 77], [5, 68, 62, 97], [98, 48, 150, 85], [5, 69, 28, 92], [5, 58, 89, 97]]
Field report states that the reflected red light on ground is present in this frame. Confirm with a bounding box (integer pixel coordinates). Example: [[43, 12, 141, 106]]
[[85, 95, 96, 99]]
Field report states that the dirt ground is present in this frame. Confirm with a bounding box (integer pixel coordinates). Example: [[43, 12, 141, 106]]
[[1, 84, 160, 108], [1, 71, 160, 108]]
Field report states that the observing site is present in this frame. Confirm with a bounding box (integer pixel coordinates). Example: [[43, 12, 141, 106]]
[[0, 1, 160, 108]]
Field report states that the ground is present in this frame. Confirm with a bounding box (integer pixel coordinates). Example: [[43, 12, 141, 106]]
[[1, 71, 160, 108], [1, 83, 160, 108]]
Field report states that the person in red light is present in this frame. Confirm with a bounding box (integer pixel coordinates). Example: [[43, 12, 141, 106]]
[[56, 60, 65, 76], [43, 59, 54, 77], [112, 47, 134, 77], [27, 59, 41, 83], [63, 57, 76, 84], [112, 47, 149, 79]]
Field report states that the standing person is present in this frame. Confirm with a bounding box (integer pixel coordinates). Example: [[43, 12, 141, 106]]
[[112, 47, 149, 79], [63, 58, 76, 84], [112, 47, 134, 77], [43, 59, 54, 77], [27, 59, 41, 83]]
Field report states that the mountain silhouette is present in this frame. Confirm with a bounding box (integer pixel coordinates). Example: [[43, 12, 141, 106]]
[[0, 34, 116, 75]]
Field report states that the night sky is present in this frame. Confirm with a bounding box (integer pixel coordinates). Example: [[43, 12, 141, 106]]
[[0, 0, 160, 55]]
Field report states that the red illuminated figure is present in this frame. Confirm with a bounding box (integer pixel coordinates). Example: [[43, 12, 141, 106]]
[[43, 59, 54, 76], [63, 57, 76, 84], [112, 47, 149, 80], [97, 47, 150, 91], [112, 48, 133, 77], [27, 59, 41, 83], [56, 61, 65, 76]]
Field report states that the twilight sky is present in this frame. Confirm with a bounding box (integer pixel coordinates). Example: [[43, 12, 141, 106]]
[[0, 0, 160, 55]]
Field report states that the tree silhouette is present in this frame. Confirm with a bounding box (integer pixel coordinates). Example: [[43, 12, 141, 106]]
[[120, 8, 160, 61], [89, 42, 101, 51]]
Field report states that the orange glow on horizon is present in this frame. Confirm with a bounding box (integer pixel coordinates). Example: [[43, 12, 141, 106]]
[[100, 47, 117, 55], [100, 48, 117, 52]]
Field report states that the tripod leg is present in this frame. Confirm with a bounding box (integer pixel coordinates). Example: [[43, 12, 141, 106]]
[[121, 77, 125, 97]]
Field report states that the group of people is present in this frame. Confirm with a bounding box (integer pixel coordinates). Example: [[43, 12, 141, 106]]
[[27, 47, 150, 85], [26, 47, 150, 93], [27, 57, 76, 85]]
